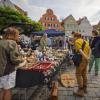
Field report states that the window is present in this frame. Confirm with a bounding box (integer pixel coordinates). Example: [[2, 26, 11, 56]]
[[56, 24, 58, 28], [48, 24, 50, 27], [76, 29, 79, 32], [43, 23, 45, 26], [73, 25, 76, 28], [45, 17, 48, 20]]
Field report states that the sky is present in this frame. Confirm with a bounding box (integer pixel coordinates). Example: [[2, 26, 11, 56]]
[[11, 0, 100, 25]]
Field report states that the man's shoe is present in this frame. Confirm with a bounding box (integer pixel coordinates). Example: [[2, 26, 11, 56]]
[[83, 86, 87, 93], [95, 73, 98, 76], [73, 88, 84, 97], [88, 69, 91, 73]]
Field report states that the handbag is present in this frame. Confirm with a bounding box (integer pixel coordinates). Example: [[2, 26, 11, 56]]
[[72, 53, 82, 66], [72, 40, 86, 67]]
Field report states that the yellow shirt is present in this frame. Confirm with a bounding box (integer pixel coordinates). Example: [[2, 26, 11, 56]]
[[75, 38, 90, 56]]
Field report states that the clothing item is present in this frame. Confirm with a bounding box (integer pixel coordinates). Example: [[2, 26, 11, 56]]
[[31, 40, 40, 50], [89, 55, 100, 75], [0, 71, 16, 89], [40, 37, 48, 51], [73, 88, 84, 97], [83, 86, 87, 93], [0, 40, 21, 77], [76, 58, 88, 89], [91, 36, 100, 49], [75, 38, 90, 56], [74, 38, 90, 92], [47, 38, 52, 46]]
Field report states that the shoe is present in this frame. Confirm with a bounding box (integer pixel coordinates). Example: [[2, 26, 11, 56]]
[[88, 69, 91, 73], [83, 86, 87, 93], [95, 73, 98, 76], [73, 88, 84, 97]]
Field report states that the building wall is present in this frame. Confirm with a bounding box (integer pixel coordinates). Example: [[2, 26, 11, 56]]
[[78, 17, 93, 36], [0, 0, 27, 16], [0, 0, 16, 9], [39, 9, 63, 31], [62, 15, 79, 36], [14, 4, 27, 16], [93, 21, 100, 30]]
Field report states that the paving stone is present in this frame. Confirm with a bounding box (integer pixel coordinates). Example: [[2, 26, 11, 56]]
[[75, 96, 84, 100], [66, 87, 74, 91], [92, 98, 100, 100], [88, 88, 99, 93], [96, 92, 100, 98], [58, 91, 64, 95], [58, 95, 67, 100], [84, 97, 93, 100], [67, 90, 73, 96], [86, 92, 96, 97], [61, 90, 68, 96], [93, 84, 100, 88], [91, 81, 98, 84], [88, 84, 100, 88], [88, 84, 94, 88], [66, 96, 76, 100], [59, 87, 66, 91]]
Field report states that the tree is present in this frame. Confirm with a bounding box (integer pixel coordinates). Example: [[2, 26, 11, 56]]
[[0, 7, 45, 35]]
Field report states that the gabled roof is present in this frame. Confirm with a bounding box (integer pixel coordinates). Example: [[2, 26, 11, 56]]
[[97, 21, 100, 26], [93, 21, 100, 29], [77, 18, 84, 25], [77, 17, 87, 25], [61, 14, 76, 25], [14, 4, 27, 16]]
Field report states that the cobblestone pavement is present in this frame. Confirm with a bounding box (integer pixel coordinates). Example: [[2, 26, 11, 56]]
[[58, 64, 100, 100], [12, 59, 100, 100]]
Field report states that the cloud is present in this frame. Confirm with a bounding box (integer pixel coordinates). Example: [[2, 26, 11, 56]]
[[11, 0, 47, 21], [11, 0, 100, 24], [90, 11, 100, 25]]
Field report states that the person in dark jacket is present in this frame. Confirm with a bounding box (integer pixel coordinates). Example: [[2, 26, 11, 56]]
[[89, 30, 100, 76], [0, 27, 26, 100]]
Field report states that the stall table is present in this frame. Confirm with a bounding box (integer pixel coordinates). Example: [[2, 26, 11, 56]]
[[15, 62, 55, 88]]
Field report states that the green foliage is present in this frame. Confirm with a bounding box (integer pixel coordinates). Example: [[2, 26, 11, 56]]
[[0, 7, 44, 35], [33, 22, 45, 32]]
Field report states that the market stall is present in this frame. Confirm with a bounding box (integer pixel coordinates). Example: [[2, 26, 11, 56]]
[[15, 49, 68, 88], [32, 29, 65, 37], [31, 29, 65, 49]]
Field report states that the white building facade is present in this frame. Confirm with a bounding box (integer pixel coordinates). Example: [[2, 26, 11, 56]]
[[62, 15, 79, 37], [77, 17, 93, 37]]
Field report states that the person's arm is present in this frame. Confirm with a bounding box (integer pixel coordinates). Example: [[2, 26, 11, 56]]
[[68, 40, 74, 45], [79, 49, 90, 61], [8, 41, 25, 65]]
